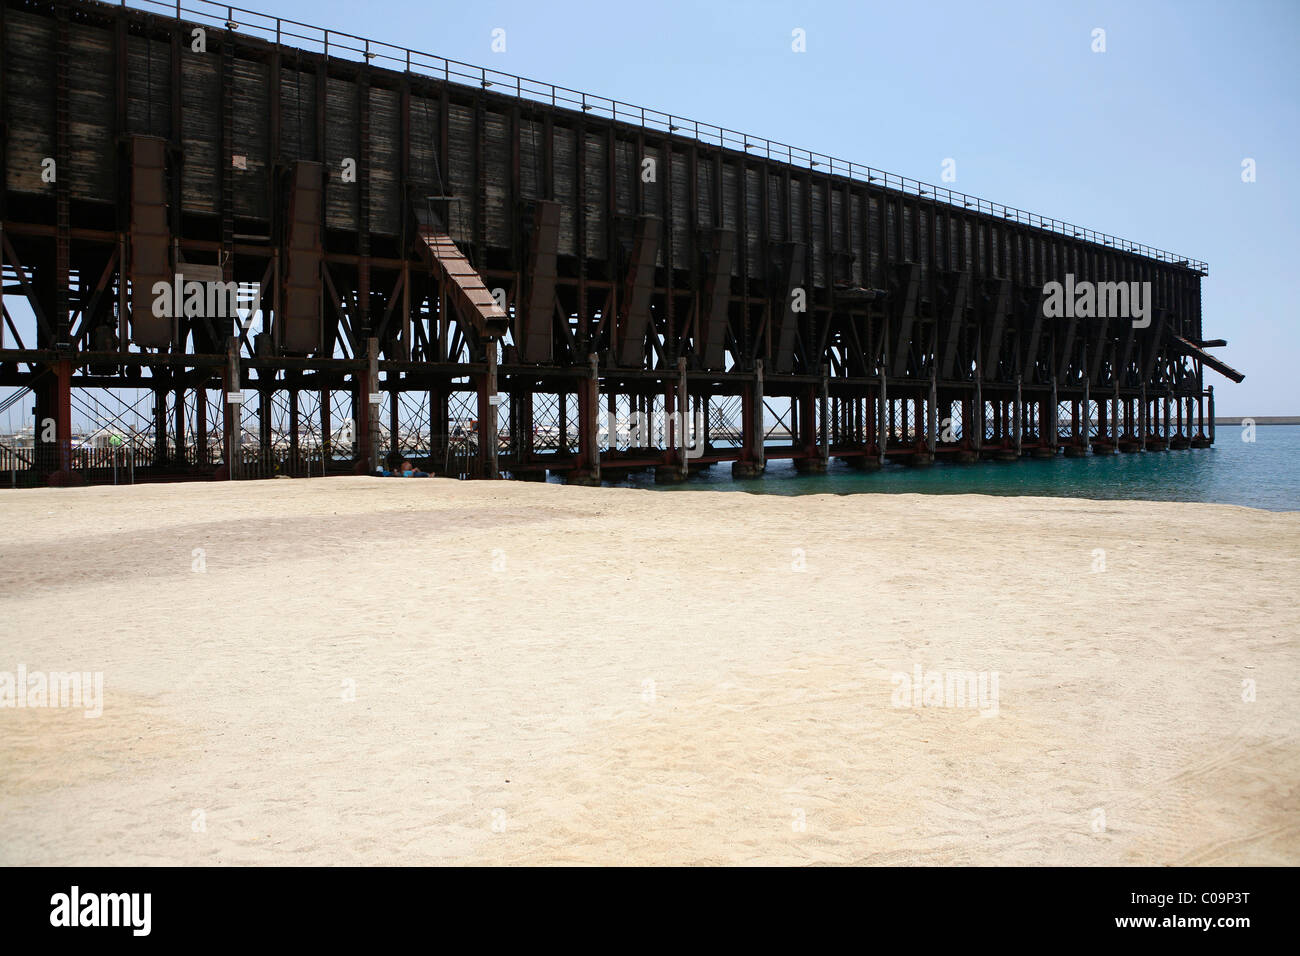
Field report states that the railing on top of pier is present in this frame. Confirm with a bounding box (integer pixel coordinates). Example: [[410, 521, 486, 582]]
[[113, 0, 1208, 275]]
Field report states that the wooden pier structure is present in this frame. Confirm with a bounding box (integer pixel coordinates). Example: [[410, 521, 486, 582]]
[[0, 0, 1243, 486]]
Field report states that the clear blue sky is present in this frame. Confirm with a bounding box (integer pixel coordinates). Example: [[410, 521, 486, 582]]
[[5, 0, 1297, 416]]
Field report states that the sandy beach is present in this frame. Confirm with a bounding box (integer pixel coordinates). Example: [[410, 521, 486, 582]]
[[1, 476, 1297, 866]]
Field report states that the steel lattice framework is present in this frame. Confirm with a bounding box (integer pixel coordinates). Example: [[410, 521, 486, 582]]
[[0, 0, 1242, 487]]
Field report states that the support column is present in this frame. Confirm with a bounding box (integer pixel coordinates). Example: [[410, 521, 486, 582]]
[[585, 353, 599, 481], [1140, 383, 1147, 451], [698, 392, 708, 454], [366, 340, 379, 470], [477, 341, 499, 479], [1113, 377, 1121, 451], [558, 391, 568, 454], [820, 367, 830, 463], [567, 354, 601, 484], [350, 380, 361, 460], [517, 383, 536, 472], [927, 373, 938, 459], [663, 373, 676, 459], [389, 378, 401, 464], [508, 376, 520, 471], [174, 383, 187, 463], [1097, 382, 1110, 453], [368, 341, 381, 470], [51, 359, 73, 481], [197, 385, 208, 466], [154, 386, 168, 466], [224, 338, 241, 480], [679, 357, 690, 478], [1049, 375, 1059, 451], [320, 386, 332, 473], [355, 336, 379, 473], [794, 381, 825, 473], [973, 331, 983, 457], [734, 359, 765, 477], [259, 385, 272, 473], [289, 388, 300, 474], [1013, 375, 1023, 457], [1208, 386, 1216, 445], [429, 381, 449, 474], [881, 320, 892, 465], [878, 363, 888, 467], [657, 358, 689, 482], [605, 390, 617, 456], [1082, 379, 1091, 451], [864, 392, 876, 452]]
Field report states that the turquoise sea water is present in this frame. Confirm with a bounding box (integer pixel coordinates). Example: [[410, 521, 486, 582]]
[[608, 424, 1300, 512]]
